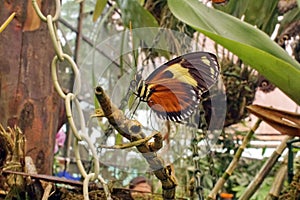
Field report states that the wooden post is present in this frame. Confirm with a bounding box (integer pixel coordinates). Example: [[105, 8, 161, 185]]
[[0, 0, 65, 174]]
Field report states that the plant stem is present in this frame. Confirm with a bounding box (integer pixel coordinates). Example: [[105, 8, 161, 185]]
[[239, 135, 293, 200], [0, 12, 15, 33], [265, 156, 288, 200], [207, 119, 262, 199]]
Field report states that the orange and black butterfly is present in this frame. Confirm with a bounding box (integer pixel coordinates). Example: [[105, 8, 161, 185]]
[[135, 52, 220, 122]]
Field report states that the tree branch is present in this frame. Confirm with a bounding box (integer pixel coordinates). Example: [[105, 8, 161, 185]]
[[95, 86, 177, 200]]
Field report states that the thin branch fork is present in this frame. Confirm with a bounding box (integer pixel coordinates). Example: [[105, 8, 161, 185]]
[[95, 86, 177, 200]]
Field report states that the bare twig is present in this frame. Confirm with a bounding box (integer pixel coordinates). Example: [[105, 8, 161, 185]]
[[74, 1, 84, 63], [265, 156, 288, 200], [41, 183, 53, 200], [0, 12, 16, 33], [99, 131, 160, 149], [58, 18, 121, 69]]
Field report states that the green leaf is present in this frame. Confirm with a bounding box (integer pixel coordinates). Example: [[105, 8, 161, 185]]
[[232, 185, 246, 197], [93, 0, 108, 22], [242, 0, 279, 35], [116, 0, 162, 53], [215, 0, 279, 35], [213, 0, 250, 18], [116, 0, 158, 28], [168, 0, 300, 105], [278, 7, 300, 35]]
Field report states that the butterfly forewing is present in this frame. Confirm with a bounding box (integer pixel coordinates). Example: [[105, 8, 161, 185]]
[[137, 52, 220, 121], [145, 52, 219, 92]]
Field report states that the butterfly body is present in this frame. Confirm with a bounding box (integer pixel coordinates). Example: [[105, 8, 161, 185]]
[[136, 52, 220, 122]]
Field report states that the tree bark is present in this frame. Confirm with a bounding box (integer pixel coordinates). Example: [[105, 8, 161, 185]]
[[0, 0, 65, 174]]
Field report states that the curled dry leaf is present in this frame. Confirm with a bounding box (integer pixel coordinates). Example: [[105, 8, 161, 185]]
[[247, 104, 300, 136]]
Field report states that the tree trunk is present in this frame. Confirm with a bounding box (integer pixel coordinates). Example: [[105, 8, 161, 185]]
[[0, 0, 65, 174]]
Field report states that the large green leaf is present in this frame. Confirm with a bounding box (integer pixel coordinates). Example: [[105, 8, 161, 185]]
[[168, 0, 300, 105], [215, 0, 279, 35]]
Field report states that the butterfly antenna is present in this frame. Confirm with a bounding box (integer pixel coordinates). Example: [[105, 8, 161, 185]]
[[149, 109, 155, 130], [129, 97, 141, 119]]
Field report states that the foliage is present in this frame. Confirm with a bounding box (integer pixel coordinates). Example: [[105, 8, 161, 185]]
[[233, 177, 273, 200], [168, 0, 300, 105], [279, 154, 300, 199], [214, 0, 279, 36]]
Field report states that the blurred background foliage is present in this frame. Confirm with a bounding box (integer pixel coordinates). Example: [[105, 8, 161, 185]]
[[55, 0, 300, 199]]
